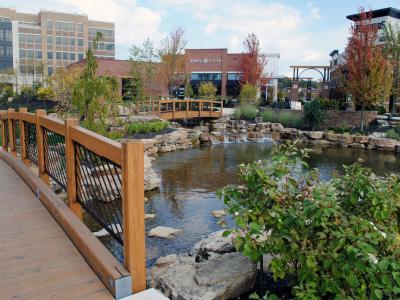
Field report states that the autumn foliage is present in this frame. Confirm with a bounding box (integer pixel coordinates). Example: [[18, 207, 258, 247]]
[[240, 33, 267, 86], [344, 8, 392, 130]]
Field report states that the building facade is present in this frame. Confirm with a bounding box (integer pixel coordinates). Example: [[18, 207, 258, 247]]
[[184, 49, 280, 100], [0, 7, 115, 89]]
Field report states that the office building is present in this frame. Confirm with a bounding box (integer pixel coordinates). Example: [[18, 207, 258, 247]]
[[0, 7, 115, 89]]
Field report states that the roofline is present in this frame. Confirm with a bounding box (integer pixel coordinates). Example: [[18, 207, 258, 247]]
[[346, 7, 400, 21]]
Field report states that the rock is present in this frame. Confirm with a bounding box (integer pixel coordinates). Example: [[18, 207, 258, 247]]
[[324, 132, 339, 142], [368, 137, 397, 150], [397, 145, 400, 153], [190, 230, 235, 258], [145, 213, 156, 220], [148, 226, 182, 239], [150, 252, 256, 300], [144, 156, 161, 191], [193, 125, 209, 133], [336, 134, 354, 145], [199, 133, 216, 144], [279, 128, 299, 139], [211, 210, 226, 218], [349, 143, 365, 149], [303, 131, 324, 140], [254, 117, 263, 123], [155, 254, 179, 267], [354, 135, 369, 144], [211, 122, 226, 131], [308, 139, 332, 147], [210, 131, 225, 142], [91, 165, 121, 178], [270, 123, 284, 132], [140, 138, 157, 150]]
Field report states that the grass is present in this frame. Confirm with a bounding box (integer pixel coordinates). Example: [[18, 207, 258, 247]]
[[260, 110, 304, 128], [386, 129, 400, 141], [125, 120, 170, 134], [235, 105, 258, 120]]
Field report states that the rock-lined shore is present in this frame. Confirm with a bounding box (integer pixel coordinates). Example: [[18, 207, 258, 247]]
[[141, 117, 400, 191]]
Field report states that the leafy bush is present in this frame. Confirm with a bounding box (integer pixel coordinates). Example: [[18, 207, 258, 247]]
[[240, 83, 258, 105], [0, 85, 14, 103], [125, 120, 169, 134], [386, 125, 400, 140], [271, 100, 289, 109], [236, 105, 258, 120], [107, 130, 125, 140], [198, 82, 217, 100], [36, 87, 55, 101], [304, 100, 326, 130], [219, 141, 400, 299], [260, 110, 304, 128], [17, 86, 34, 101]]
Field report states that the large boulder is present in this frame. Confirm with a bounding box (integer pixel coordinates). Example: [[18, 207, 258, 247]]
[[270, 123, 284, 132], [150, 252, 256, 300], [336, 134, 354, 145], [199, 133, 216, 144], [324, 132, 339, 142], [368, 137, 397, 150], [148, 226, 182, 239], [190, 230, 235, 259], [303, 131, 324, 140], [354, 135, 369, 144], [144, 156, 161, 191]]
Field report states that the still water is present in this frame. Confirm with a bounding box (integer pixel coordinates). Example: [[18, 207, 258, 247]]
[[102, 142, 400, 266]]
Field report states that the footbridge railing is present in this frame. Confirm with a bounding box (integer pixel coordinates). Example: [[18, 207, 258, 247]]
[[138, 99, 223, 120], [0, 108, 146, 298]]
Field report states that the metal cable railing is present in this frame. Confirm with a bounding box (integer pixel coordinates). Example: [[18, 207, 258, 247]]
[[3, 119, 9, 148], [43, 128, 67, 190], [75, 142, 123, 244], [12, 119, 21, 154], [24, 122, 38, 165]]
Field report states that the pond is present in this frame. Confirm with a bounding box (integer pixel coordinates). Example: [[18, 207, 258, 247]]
[[101, 142, 400, 266]]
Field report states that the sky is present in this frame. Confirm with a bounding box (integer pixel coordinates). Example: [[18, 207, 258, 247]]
[[3, 0, 400, 77]]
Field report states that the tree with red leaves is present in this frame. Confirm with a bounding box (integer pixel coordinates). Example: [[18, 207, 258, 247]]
[[344, 8, 392, 131], [240, 33, 267, 86]]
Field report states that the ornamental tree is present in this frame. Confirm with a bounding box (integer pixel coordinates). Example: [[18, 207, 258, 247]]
[[344, 8, 392, 131], [240, 33, 267, 86], [383, 22, 400, 114], [198, 81, 217, 100]]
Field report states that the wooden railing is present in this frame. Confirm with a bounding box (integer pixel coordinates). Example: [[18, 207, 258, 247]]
[[138, 99, 223, 120], [0, 108, 146, 297]]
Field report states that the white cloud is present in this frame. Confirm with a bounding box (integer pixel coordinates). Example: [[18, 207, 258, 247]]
[[58, 0, 165, 50]]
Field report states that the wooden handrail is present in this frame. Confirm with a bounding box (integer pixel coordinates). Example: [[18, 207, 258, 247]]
[[0, 108, 146, 297]]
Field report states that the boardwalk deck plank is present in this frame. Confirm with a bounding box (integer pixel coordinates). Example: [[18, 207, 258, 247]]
[[0, 160, 113, 300]]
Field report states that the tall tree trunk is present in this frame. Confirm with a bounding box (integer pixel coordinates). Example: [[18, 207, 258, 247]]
[[360, 104, 365, 132]]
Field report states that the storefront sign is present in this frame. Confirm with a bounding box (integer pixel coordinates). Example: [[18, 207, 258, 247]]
[[190, 58, 222, 64]]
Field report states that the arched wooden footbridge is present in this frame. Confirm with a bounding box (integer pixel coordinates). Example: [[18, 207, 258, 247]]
[[0, 108, 149, 299], [138, 99, 223, 120]]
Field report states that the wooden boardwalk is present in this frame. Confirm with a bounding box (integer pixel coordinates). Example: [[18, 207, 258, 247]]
[[0, 159, 113, 300]]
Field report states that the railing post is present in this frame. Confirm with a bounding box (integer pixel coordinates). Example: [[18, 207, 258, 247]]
[[1, 112, 7, 150], [210, 101, 213, 117], [172, 100, 175, 119], [158, 100, 161, 116], [221, 99, 224, 116], [36, 109, 49, 184], [19, 108, 28, 165], [7, 108, 15, 155], [65, 118, 82, 220], [186, 100, 189, 119], [121, 140, 146, 293]]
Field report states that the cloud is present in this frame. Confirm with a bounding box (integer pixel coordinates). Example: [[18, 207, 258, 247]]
[[58, 0, 165, 49]]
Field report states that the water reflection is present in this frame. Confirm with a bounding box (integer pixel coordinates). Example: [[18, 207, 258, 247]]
[[101, 142, 400, 266]]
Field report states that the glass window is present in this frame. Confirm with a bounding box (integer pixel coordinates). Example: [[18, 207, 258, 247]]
[[98, 42, 105, 51], [19, 49, 25, 59], [191, 73, 199, 80], [227, 73, 237, 81], [4, 46, 12, 57], [35, 51, 42, 59], [0, 47, 4, 57], [48, 66, 53, 75], [106, 43, 114, 51], [78, 38, 83, 46], [61, 22, 68, 31], [47, 20, 52, 30], [56, 51, 62, 60], [69, 52, 75, 61], [68, 23, 75, 32], [78, 52, 83, 61], [69, 38, 75, 46], [47, 35, 53, 45], [62, 37, 68, 46], [62, 52, 68, 60], [56, 37, 61, 45], [77, 23, 83, 32], [27, 50, 34, 59], [47, 51, 53, 60], [34, 35, 41, 44], [56, 22, 61, 31], [19, 33, 26, 43]]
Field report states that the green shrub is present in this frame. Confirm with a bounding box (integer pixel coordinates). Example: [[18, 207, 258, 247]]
[[0, 85, 14, 103], [125, 120, 169, 134], [386, 129, 400, 140], [36, 87, 55, 101], [219, 141, 400, 299], [237, 105, 258, 120], [240, 83, 258, 105], [304, 100, 326, 130], [198, 82, 217, 100], [18, 86, 34, 101], [260, 110, 304, 128], [107, 130, 125, 140]]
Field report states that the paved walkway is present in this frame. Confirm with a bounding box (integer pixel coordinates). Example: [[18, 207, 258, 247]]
[[0, 159, 113, 300]]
